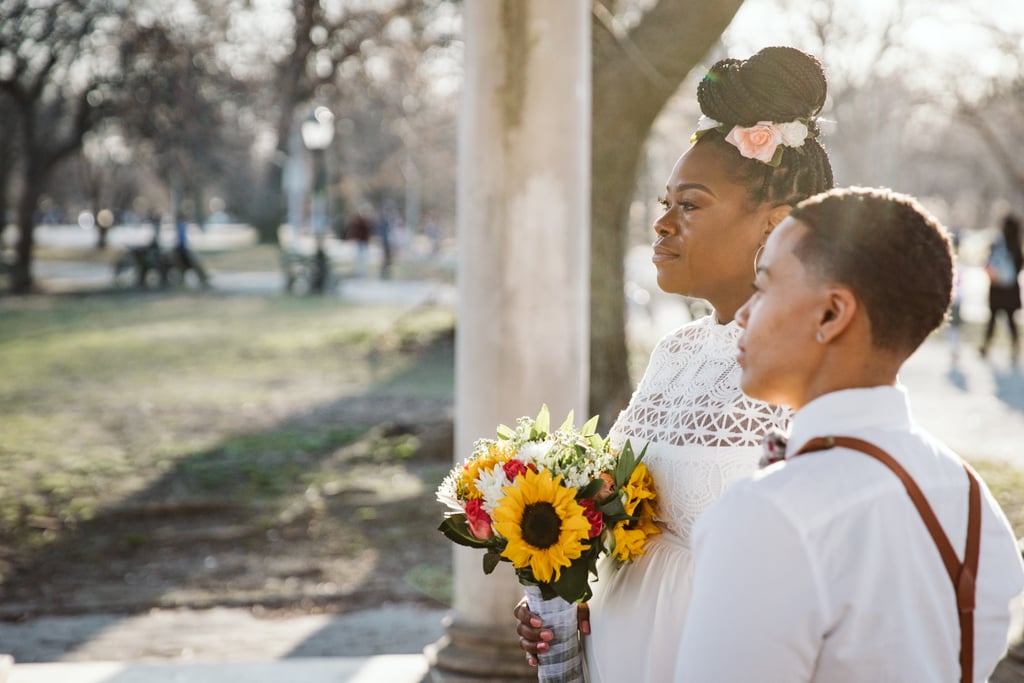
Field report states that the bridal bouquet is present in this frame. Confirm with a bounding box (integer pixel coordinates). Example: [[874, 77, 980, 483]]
[[436, 406, 659, 683]]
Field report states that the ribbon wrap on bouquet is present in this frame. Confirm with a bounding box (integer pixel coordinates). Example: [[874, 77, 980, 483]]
[[523, 585, 584, 683]]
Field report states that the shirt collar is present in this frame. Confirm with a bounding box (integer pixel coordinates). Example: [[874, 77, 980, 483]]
[[785, 385, 913, 460]]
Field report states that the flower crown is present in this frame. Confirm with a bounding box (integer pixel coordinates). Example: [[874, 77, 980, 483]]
[[690, 114, 814, 167]]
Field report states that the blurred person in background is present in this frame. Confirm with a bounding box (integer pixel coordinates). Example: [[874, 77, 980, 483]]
[[343, 203, 374, 278], [980, 212, 1022, 362], [376, 200, 399, 279]]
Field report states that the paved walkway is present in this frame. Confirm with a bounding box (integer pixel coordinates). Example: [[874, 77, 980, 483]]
[[9, 656, 429, 683]]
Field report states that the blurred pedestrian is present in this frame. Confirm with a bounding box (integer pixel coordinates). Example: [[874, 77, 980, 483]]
[[947, 228, 963, 365], [344, 204, 373, 278], [980, 212, 1022, 361], [174, 212, 211, 288], [377, 200, 398, 279], [424, 213, 443, 257], [136, 210, 164, 287]]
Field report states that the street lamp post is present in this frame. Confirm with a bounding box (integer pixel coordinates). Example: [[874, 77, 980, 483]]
[[301, 106, 335, 294]]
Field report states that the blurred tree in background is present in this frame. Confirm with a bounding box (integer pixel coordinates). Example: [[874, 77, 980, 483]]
[[0, 0, 459, 289], [953, 20, 1024, 203], [588, 0, 745, 425], [0, 0, 140, 292]]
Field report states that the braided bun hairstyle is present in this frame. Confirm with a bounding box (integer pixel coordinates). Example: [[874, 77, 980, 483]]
[[696, 46, 834, 206]]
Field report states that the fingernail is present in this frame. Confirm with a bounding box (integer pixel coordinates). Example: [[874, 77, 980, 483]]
[[540, 629, 553, 642], [580, 619, 591, 635], [530, 616, 542, 628], [537, 642, 549, 653]]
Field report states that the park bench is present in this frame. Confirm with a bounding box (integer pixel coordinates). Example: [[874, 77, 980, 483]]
[[280, 246, 334, 294]]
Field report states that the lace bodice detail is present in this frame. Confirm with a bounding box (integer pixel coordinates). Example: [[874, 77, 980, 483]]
[[608, 315, 790, 543]]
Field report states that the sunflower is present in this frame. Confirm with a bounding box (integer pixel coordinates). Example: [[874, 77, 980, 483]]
[[621, 462, 656, 510], [612, 499, 660, 562], [492, 468, 591, 583], [611, 463, 660, 562]]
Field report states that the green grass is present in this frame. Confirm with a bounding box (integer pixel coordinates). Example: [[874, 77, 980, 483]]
[[974, 459, 1024, 539], [0, 292, 455, 545]]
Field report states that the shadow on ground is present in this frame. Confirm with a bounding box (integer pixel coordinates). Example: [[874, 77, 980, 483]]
[[0, 327, 456, 663]]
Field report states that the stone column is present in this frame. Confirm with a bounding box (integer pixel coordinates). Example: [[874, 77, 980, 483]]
[[425, 1, 591, 681]]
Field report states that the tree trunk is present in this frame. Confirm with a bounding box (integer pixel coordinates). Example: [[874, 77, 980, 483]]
[[587, 0, 744, 427], [12, 185, 40, 294], [91, 196, 108, 250]]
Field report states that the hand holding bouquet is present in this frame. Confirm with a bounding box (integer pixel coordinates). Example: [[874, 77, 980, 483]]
[[436, 406, 659, 682]]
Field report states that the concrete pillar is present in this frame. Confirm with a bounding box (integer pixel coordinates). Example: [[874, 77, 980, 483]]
[[424, 1, 591, 681]]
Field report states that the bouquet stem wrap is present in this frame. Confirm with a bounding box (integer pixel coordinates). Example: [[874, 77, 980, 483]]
[[523, 585, 584, 683]]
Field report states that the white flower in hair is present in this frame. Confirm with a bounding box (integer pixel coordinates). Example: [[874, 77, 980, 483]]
[[777, 120, 809, 148], [694, 115, 722, 132]]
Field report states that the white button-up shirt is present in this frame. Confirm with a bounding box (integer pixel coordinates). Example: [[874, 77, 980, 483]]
[[675, 386, 1024, 682]]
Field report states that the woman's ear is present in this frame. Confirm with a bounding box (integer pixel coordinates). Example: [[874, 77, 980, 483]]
[[817, 286, 858, 343]]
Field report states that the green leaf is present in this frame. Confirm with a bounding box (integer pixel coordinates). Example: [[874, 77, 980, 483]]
[[438, 516, 494, 549], [534, 405, 550, 435], [482, 549, 503, 574], [558, 410, 576, 433], [632, 441, 649, 466], [613, 439, 649, 488], [577, 478, 605, 500], [551, 558, 592, 603], [496, 424, 515, 440], [614, 446, 634, 487], [581, 414, 600, 436], [598, 496, 627, 521]]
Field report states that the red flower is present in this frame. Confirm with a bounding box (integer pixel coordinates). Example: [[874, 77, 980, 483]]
[[464, 498, 493, 540], [579, 498, 603, 538], [503, 459, 529, 481]]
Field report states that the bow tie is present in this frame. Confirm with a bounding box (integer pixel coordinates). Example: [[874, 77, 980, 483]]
[[759, 429, 789, 468]]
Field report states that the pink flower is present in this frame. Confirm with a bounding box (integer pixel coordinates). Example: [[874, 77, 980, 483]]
[[464, 498, 493, 540], [725, 122, 783, 163], [579, 498, 603, 538]]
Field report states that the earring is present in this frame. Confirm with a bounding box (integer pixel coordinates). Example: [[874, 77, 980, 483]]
[[816, 330, 824, 343], [753, 245, 765, 277]]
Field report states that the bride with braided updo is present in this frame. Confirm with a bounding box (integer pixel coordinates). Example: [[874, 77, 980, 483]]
[[514, 46, 835, 682]]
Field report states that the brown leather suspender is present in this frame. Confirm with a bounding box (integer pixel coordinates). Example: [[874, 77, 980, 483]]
[[793, 436, 982, 683]]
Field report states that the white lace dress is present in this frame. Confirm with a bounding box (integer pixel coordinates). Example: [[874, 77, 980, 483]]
[[582, 315, 789, 682]]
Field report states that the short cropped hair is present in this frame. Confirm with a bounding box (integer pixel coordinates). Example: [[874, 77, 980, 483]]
[[789, 187, 953, 353]]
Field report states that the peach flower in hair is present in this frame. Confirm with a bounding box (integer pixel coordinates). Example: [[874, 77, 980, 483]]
[[725, 122, 784, 164]]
